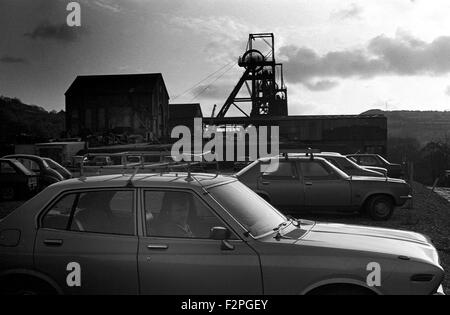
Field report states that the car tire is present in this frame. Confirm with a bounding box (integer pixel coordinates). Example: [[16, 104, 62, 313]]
[[367, 195, 394, 221], [0, 187, 15, 201]]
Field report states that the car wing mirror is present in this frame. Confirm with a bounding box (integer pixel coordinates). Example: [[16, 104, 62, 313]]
[[210, 226, 230, 240], [210, 227, 234, 250]]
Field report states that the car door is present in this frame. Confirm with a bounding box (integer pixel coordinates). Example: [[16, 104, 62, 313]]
[[34, 189, 139, 294], [138, 189, 262, 294], [299, 160, 352, 212], [256, 160, 304, 212]]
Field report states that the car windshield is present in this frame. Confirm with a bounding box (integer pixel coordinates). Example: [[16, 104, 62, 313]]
[[44, 158, 62, 169], [337, 156, 362, 170], [208, 180, 286, 238], [376, 155, 390, 164], [318, 158, 350, 179]]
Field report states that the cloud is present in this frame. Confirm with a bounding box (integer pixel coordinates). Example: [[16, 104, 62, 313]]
[[24, 21, 86, 42], [93, 0, 122, 13], [0, 56, 28, 64], [331, 3, 364, 20], [190, 83, 233, 100], [168, 15, 252, 63], [279, 32, 450, 91], [445, 86, 450, 96], [303, 80, 340, 91]]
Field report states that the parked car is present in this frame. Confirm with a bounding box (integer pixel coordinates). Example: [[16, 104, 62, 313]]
[[347, 154, 403, 178], [86, 156, 113, 166], [0, 158, 39, 200], [0, 173, 444, 295], [2, 154, 64, 190], [43, 158, 72, 180], [314, 153, 386, 177], [237, 155, 412, 220]]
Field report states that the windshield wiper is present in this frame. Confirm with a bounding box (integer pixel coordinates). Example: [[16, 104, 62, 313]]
[[286, 215, 301, 227], [273, 220, 293, 241]]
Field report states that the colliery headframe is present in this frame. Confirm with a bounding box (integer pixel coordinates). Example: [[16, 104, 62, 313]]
[[65, 33, 387, 155], [206, 33, 386, 155]]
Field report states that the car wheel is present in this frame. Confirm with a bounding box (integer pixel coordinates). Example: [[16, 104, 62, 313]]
[[367, 195, 394, 221], [0, 187, 15, 200]]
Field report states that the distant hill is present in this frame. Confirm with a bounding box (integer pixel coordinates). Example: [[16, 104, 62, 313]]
[[0, 96, 65, 144], [362, 109, 450, 145]]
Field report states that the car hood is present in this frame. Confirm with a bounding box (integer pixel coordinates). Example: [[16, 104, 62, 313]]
[[296, 222, 440, 266]]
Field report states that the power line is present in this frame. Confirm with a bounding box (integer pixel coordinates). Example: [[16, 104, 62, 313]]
[[172, 59, 236, 100], [189, 62, 237, 102]]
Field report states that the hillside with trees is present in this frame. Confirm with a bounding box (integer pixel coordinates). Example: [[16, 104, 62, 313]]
[[0, 95, 65, 144], [363, 109, 450, 185]]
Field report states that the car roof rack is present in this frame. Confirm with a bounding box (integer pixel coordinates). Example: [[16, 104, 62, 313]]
[[279, 148, 321, 160]]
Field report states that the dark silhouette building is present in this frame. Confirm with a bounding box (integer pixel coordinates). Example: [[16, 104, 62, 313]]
[[169, 103, 203, 132], [65, 73, 169, 143]]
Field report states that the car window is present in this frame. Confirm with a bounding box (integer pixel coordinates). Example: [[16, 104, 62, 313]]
[[262, 161, 297, 179], [0, 161, 17, 174], [42, 194, 77, 230], [144, 191, 231, 239], [359, 156, 379, 166], [18, 158, 40, 172], [127, 156, 141, 163], [300, 161, 336, 179], [71, 190, 134, 236], [143, 155, 161, 163]]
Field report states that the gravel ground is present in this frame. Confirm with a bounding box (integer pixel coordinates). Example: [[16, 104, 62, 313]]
[[0, 182, 449, 294]]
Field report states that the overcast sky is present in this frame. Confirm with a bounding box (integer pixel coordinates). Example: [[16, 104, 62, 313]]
[[2, 0, 450, 116]]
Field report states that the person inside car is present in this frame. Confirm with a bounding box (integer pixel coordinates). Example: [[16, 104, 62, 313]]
[[154, 192, 195, 238]]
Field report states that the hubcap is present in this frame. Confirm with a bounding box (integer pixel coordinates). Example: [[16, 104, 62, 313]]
[[374, 201, 390, 217]]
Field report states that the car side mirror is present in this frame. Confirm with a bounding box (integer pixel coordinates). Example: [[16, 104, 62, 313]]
[[210, 227, 234, 251], [210, 226, 230, 240]]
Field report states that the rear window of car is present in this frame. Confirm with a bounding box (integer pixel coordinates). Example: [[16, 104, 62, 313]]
[[262, 161, 297, 179], [300, 161, 335, 179], [359, 156, 379, 166], [42, 194, 77, 230], [0, 161, 17, 174], [41, 190, 135, 236]]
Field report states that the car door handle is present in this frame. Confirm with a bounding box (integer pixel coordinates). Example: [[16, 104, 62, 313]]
[[147, 244, 168, 250], [44, 239, 63, 246], [261, 181, 270, 185], [305, 181, 313, 186]]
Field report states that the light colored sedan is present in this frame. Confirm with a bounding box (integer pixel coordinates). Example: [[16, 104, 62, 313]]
[[0, 173, 444, 295]]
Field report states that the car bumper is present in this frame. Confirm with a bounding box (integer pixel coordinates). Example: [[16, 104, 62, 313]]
[[433, 285, 446, 295], [397, 195, 413, 207]]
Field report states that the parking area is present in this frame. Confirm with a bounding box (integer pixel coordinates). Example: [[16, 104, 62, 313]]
[[1, 181, 449, 293]]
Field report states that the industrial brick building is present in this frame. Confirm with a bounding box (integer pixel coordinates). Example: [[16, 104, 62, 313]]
[[169, 103, 203, 132], [65, 73, 170, 144]]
